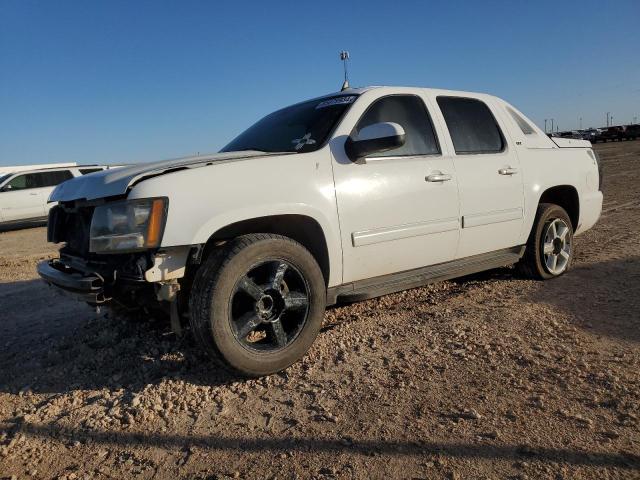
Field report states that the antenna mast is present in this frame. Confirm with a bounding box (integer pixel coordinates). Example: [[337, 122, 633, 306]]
[[340, 50, 350, 91]]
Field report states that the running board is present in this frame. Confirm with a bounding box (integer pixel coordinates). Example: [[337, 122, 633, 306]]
[[327, 246, 525, 305]]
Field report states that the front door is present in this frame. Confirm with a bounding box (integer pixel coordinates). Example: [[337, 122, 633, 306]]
[[434, 96, 524, 258], [331, 94, 460, 283], [0, 173, 46, 222]]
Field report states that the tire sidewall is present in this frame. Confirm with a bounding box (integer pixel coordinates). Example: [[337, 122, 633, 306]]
[[206, 238, 325, 376]]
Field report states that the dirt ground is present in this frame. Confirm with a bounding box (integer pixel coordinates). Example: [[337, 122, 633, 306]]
[[0, 141, 639, 480]]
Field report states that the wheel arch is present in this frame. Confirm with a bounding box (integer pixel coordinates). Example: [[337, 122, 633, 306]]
[[200, 214, 332, 287], [537, 185, 580, 230]]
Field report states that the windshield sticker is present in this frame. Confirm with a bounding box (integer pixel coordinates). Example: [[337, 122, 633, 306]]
[[292, 133, 317, 150], [315, 96, 357, 109]]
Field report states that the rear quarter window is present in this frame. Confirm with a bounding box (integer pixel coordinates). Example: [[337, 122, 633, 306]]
[[506, 106, 536, 135]]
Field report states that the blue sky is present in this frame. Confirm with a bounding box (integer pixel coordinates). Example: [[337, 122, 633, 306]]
[[1, 0, 638, 167]]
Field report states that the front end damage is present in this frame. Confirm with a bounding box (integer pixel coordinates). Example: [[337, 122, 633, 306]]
[[39, 202, 193, 332]]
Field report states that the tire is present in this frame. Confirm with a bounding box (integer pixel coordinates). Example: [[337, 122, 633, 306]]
[[189, 234, 326, 377], [517, 203, 574, 280]]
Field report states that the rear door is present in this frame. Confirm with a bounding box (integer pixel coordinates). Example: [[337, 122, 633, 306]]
[[434, 96, 524, 258], [331, 93, 460, 283]]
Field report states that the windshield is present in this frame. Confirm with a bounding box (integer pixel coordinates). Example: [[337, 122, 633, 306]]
[[221, 95, 358, 154]]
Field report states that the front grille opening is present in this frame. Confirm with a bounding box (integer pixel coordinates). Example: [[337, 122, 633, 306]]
[[49, 204, 95, 257]]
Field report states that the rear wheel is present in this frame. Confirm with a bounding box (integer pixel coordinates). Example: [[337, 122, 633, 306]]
[[517, 203, 574, 280], [189, 234, 326, 376]]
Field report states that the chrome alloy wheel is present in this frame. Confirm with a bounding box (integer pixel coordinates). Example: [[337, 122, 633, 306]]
[[229, 260, 310, 352], [542, 218, 572, 275]]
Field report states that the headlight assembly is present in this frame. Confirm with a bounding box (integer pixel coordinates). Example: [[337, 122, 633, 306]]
[[89, 198, 168, 253]]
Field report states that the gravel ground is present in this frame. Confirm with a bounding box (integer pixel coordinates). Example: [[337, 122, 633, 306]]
[[0, 141, 639, 479]]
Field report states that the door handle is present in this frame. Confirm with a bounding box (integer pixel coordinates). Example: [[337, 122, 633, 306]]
[[425, 173, 452, 183], [498, 167, 518, 176]]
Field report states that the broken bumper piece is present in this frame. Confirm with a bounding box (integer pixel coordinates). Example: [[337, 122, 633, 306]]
[[37, 260, 107, 303]]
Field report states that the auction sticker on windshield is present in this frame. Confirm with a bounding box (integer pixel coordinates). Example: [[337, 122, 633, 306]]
[[315, 96, 357, 109]]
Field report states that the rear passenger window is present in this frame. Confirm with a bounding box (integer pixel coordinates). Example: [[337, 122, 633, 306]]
[[80, 168, 102, 175], [355, 95, 440, 157], [437, 97, 505, 154], [40, 170, 73, 187], [507, 107, 535, 135]]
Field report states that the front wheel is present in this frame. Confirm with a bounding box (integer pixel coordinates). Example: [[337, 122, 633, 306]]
[[517, 203, 574, 280], [189, 234, 326, 377]]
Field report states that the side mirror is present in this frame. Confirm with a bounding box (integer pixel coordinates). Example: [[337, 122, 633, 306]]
[[345, 122, 406, 162], [0, 185, 12, 192]]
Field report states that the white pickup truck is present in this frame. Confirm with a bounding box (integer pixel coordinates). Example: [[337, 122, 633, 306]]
[[39, 86, 603, 376]]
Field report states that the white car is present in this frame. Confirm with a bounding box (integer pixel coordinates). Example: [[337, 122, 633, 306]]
[[0, 166, 112, 228], [38, 86, 603, 376]]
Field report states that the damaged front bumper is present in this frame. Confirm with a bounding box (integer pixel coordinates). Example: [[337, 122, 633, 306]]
[[37, 246, 193, 305], [37, 260, 107, 303]]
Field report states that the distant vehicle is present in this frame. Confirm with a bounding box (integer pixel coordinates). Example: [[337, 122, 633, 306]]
[[39, 86, 603, 376], [0, 165, 114, 228], [580, 129, 599, 142], [622, 124, 640, 140], [600, 126, 625, 142], [558, 131, 583, 139]]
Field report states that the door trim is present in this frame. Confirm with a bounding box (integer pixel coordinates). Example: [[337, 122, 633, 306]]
[[462, 207, 523, 229], [352, 217, 459, 247]]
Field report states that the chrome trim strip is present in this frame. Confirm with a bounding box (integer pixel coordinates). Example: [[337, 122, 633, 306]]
[[463, 207, 522, 228], [352, 217, 459, 247]]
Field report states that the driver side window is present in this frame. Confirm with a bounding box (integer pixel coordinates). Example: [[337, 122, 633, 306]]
[[356, 95, 440, 157], [5, 174, 33, 190]]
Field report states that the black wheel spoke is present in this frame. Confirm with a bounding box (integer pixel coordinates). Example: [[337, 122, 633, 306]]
[[284, 292, 308, 311], [236, 312, 262, 339], [271, 262, 288, 290], [269, 319, 287, 347], [238, 275, 263, 300], [231, 259, 310, 352]]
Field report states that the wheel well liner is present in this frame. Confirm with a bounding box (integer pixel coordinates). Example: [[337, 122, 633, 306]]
[[202, 215, 331, 286], [538, 185, 579, 229]]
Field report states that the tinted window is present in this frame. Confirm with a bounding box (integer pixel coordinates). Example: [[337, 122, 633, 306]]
[[80, 168, 102, 175], [222, 95, 358, 154], [507, 107, 535, 135], [437, 97, 505, 154], [355, 95, 440, 157], [40, 170, 73, 187], [5, 174, 38, 190]]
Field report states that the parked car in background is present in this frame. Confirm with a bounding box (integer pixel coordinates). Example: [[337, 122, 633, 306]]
[[39, 86, 603, 376], [601, 126, 625, 142], [580, 129, 599, 142], [558, 130, 583, 139], [0, 165, 114, 228], [622, 124, 640, 140]]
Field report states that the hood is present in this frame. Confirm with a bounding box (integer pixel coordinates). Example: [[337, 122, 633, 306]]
[[49, 150, 281, 202]]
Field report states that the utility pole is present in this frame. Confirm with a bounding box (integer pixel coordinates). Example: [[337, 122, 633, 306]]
[[550, 118, 554, 133], [634, 116, 638, 124], [544, 119, 548, 133], [606, 112, 610, 127], [579, 117, 582, 129], [611, 115, 614, 126]]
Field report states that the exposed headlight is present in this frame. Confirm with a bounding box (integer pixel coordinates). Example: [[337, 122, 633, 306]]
[[90, 198, 168, 253]]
